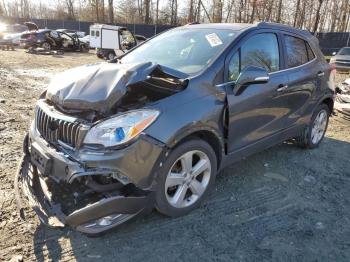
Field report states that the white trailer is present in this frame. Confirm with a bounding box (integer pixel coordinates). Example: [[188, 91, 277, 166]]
[[89, 24, 142, 60], [89, 24, 122, 50]]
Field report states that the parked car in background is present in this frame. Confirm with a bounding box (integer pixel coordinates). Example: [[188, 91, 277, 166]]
[[0, 22, 27, 47], [0, 23, 27, 34], [90, 24, 144, 60], [16, 22, 334, 235], [2, 32, 22, 46], [79, 35, 90, 46], [56, 29, 86, 38], [330, 47, 350, 71], [20, 23, 89, 52]]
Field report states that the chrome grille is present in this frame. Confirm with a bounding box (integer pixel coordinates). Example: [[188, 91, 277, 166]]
[[35, 104, 83, 148]]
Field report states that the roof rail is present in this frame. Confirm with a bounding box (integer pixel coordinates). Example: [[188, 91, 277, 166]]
[[256, 21, 313, 37], [185, 22, 201, 25]]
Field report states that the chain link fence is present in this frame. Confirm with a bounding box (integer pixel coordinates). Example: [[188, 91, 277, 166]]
[[0, 16, 175, 38]]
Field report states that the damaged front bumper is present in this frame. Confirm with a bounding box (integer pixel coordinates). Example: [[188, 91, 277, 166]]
[[15, 130, 164, 235]]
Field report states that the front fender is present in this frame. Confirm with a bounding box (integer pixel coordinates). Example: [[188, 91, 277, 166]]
[[145, 94, 225, 150]]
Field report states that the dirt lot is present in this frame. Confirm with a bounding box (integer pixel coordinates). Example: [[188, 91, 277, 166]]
[[0, 49, 349, 262]]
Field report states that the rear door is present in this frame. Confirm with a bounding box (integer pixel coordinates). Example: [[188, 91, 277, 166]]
[[225, 31, 290, 152], [281, 34, 320, 126], [89, 27, 101, 48], [101, 28, 119, 49]]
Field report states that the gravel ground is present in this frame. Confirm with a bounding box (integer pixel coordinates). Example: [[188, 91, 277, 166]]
[[0, 49, 350, 262]]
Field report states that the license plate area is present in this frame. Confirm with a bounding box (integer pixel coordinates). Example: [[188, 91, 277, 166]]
[[31, 144, 52, 176]]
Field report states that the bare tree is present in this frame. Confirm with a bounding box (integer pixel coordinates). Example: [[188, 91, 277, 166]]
[[313, 0, 325, 32], [65, 0, 75, 20], [188, 0, 195, 22], [101, 0, 105, 22], [212, 0, 223, 23], [108, 0, 114, 23], [170, 0, 178, 25], [156, 0, 160, 24], [144, 0, 151, 24], [0, 1, 4, 16], [249, 0, 258, 23], [276, 0, 283, 23], [293, 0, 300, 27]]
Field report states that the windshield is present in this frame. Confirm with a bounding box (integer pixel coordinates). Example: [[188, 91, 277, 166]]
[[120, 28, 237, 75], [338, 48, 350, 55]]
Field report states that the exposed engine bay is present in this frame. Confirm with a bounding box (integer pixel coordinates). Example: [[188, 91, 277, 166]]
[[45, 61, 188, 121]]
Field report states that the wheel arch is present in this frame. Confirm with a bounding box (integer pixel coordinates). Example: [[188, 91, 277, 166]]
[[168, 128, 224, 170], [321, 96, 334, 114]]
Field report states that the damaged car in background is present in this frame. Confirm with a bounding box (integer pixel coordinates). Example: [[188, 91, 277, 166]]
[[15, 22, 335, 235], [20, 22, 89, 52]]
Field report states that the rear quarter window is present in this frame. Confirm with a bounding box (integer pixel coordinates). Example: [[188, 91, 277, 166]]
[[306, 42, 315, 61], [96, 31, 100, 37], [284, 35, 309, 68]]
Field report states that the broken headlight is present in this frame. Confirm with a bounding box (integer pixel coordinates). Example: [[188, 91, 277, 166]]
[[84, 109, 159, 147]]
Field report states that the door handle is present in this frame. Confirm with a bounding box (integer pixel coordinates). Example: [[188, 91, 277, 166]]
[[317, 71, 325, 77], [276, 84, 288, 92]]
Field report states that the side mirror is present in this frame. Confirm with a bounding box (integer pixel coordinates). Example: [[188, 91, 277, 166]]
[[332, 52, 337, 56], [233, 66, 269, 95]]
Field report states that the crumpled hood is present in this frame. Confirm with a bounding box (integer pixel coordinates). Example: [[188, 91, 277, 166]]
[[46, 62, 159, 113]]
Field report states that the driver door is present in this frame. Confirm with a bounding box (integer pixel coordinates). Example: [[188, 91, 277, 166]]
[[225, 32, 289, 153]]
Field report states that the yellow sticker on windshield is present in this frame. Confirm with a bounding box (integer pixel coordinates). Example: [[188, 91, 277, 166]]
[[205, 33, 223, 47]]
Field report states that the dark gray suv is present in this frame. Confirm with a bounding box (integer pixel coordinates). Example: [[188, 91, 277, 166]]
[[16, 22, 335, 235]]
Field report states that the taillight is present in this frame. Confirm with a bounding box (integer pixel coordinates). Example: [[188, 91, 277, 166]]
[[330, 63, 336, 74]]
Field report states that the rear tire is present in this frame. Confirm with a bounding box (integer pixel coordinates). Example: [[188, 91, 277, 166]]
[[295, 104, 330, 149], [42, 42, 51, 50], [80, 44, 89, 52], [155, 139, 217, 217]]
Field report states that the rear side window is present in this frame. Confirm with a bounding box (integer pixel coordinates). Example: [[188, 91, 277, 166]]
[[96, 31, 100, 37], [91, 30, 95, 37], [284, 35, 309, 68]]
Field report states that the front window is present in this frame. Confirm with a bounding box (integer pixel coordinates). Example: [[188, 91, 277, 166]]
[[227, 33, 280, 81], [50, 31, 59, 38], [338, 48, 350, 55], [241, 33, 279, 73], [121, 28, 237, 75]]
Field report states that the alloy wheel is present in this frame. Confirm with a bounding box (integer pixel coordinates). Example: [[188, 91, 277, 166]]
[[165, 150, 211, 208], [108, 53, 115, 60], [42, 42, 51, 50], [311, 109, 328, 144]]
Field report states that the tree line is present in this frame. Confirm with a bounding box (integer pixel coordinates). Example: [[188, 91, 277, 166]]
[[0, 0, 349, 32]]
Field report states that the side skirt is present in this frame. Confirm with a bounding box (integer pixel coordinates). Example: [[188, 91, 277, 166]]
[[219, 124, 305, 171]]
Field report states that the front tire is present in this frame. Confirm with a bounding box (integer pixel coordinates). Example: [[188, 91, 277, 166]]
[[155, 139, 217, 217], [107, 51, 115, 61], [296, 104, 330, 148]]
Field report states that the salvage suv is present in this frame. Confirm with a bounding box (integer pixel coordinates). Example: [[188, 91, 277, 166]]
[[15, 22, 335, 235]]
